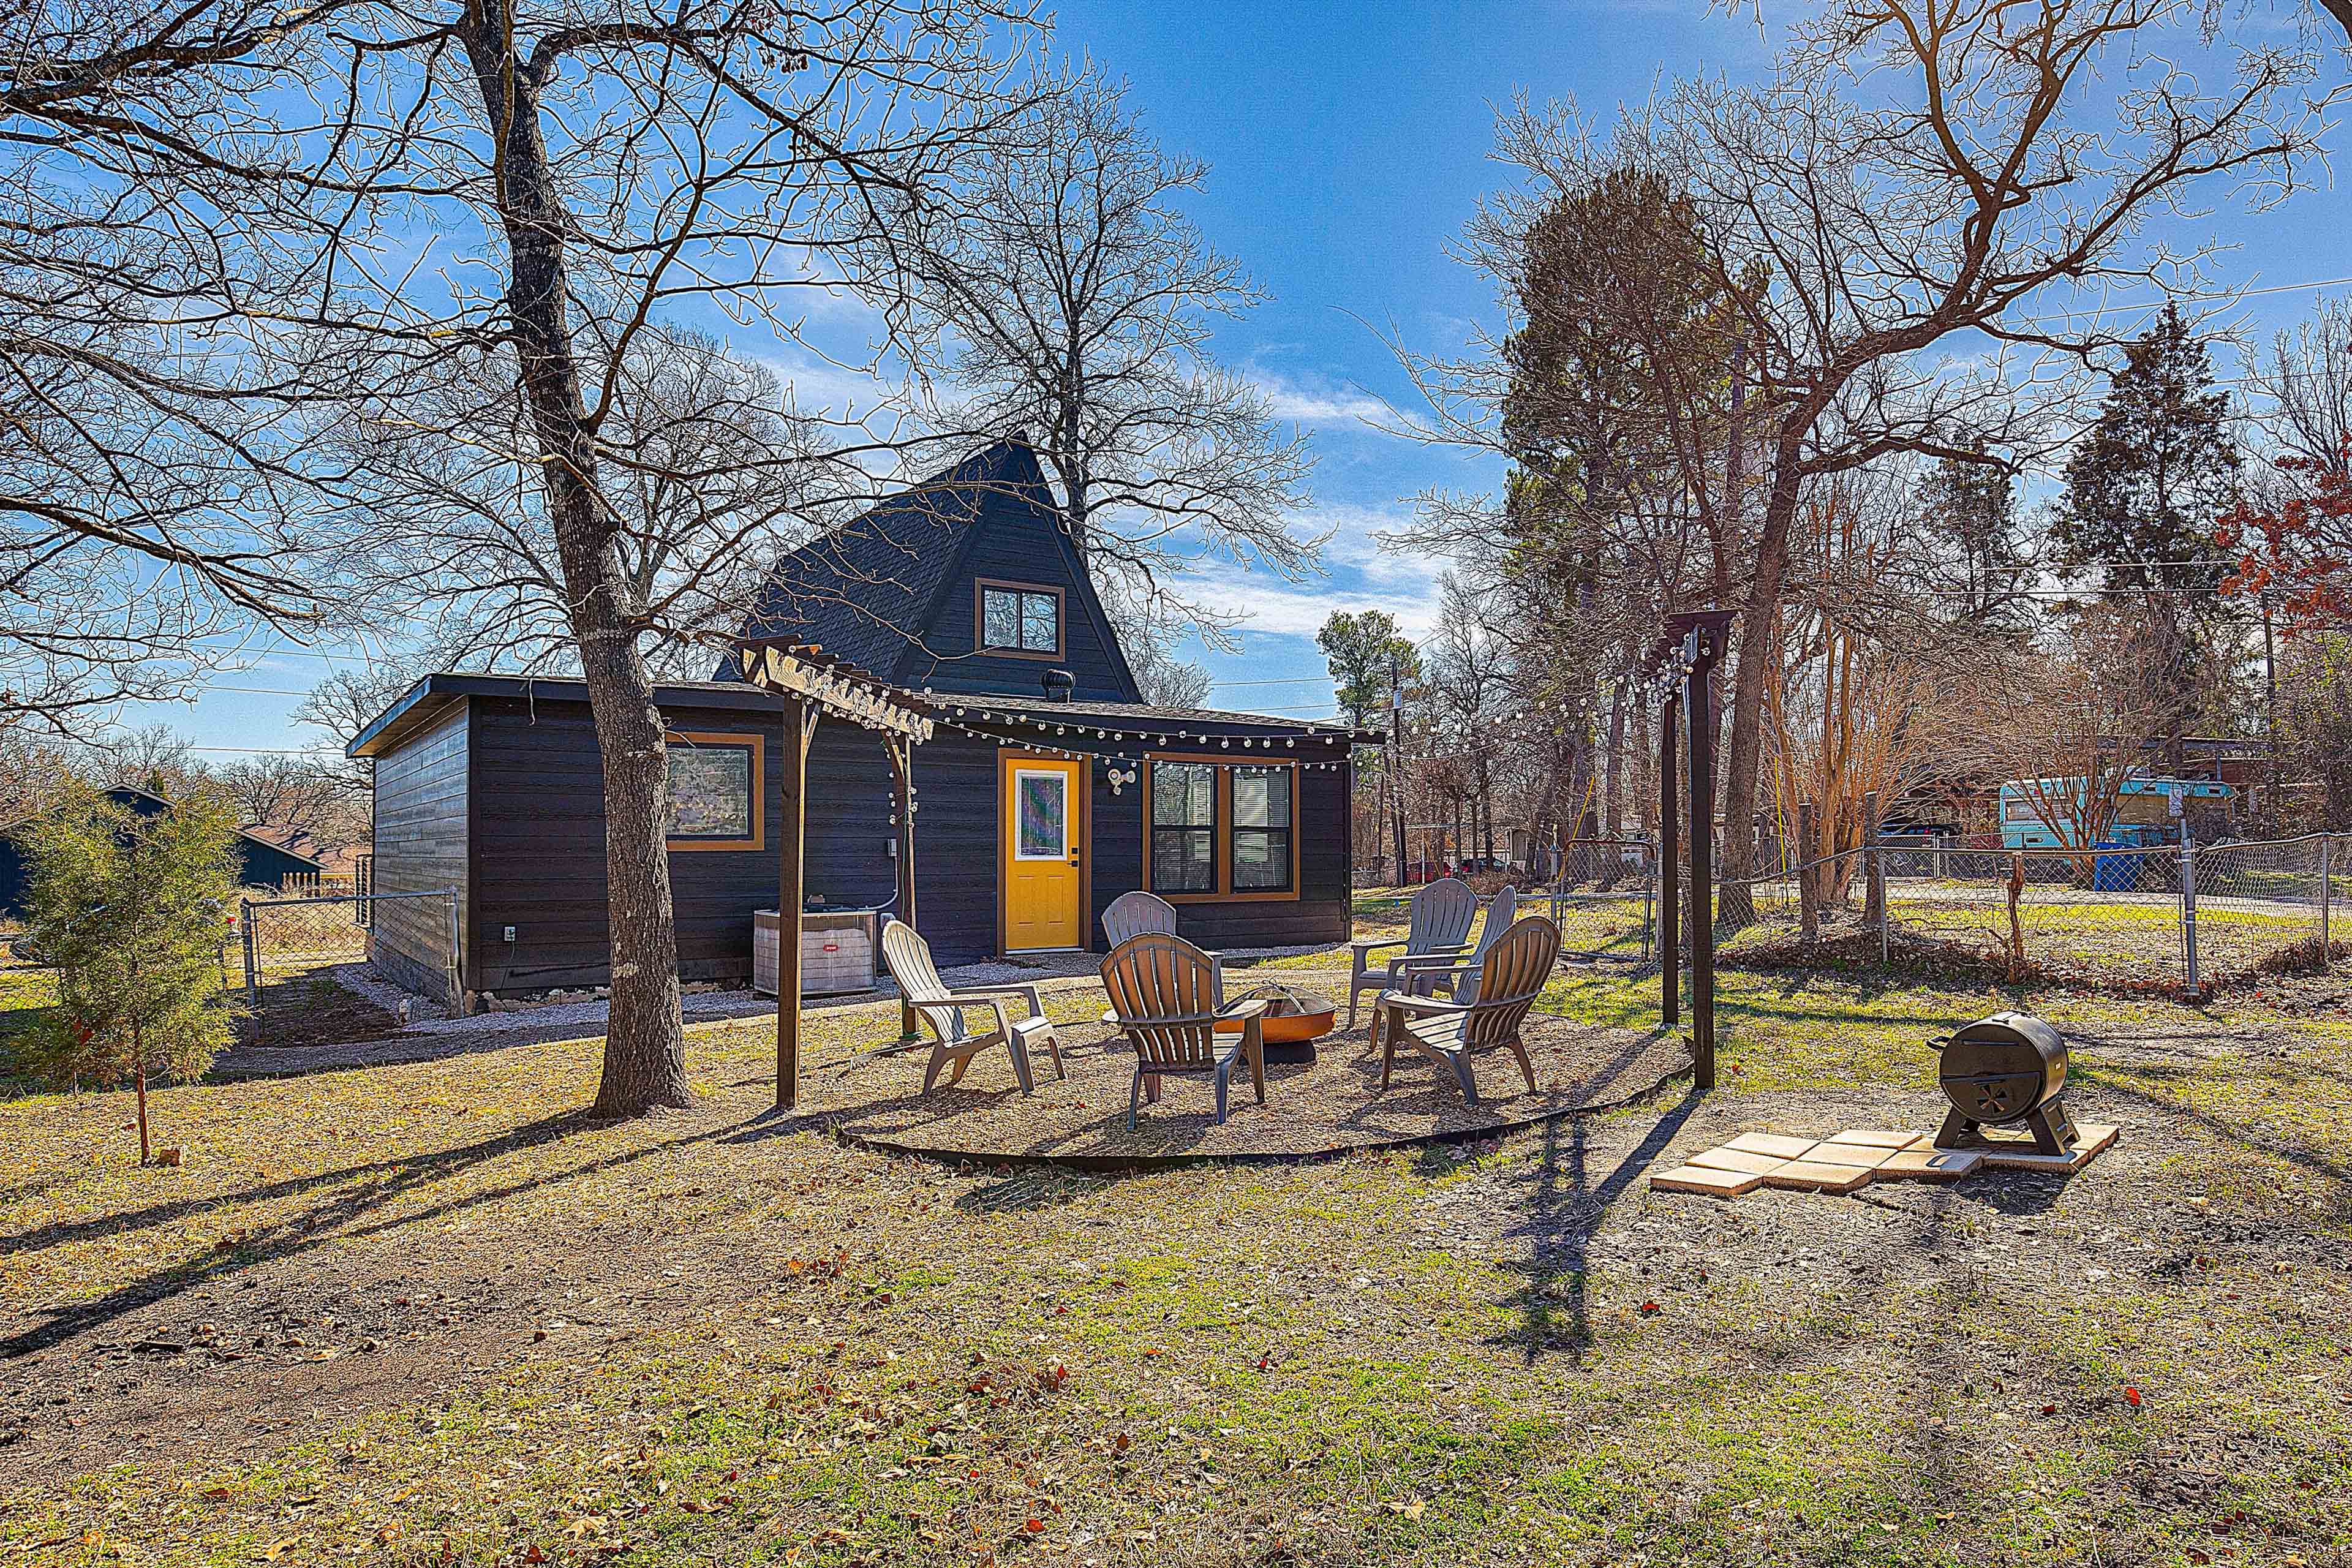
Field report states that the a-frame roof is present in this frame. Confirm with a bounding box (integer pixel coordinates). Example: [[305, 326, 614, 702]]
[[724, 439, 1142, 702]]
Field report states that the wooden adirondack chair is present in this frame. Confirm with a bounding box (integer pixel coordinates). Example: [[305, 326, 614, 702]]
[[1346, 875, 1479, 1028], [880, 919, 1063, 1095], [1098, 933, 1268, 1129], [1377, 916, 1562, 1105], [1371, 886, 1518, 1055]]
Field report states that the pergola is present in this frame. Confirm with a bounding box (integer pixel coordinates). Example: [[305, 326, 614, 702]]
[[733, 638, 936, 1110]]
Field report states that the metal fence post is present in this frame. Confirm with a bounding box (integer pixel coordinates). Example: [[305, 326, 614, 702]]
[[2322, 833, 2333, 968], [240, 897, 258, 1008], [1933, 833, 1947, 882], [2180, 829, 2199, 1001], [447, 891, 466, 1017]]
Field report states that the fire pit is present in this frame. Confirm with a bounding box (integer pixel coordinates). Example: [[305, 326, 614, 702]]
[[1215, 984, 1335, 1064], [1933, 1011, 2078, 1155]]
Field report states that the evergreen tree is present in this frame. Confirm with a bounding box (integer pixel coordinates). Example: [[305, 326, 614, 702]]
[[1917, 453, 2027, 627], [2054, 303, 2241, 595], [2052, 304, 2244, 764], [23, 788, 243, 1164], [1317, 612, 1420, 729]]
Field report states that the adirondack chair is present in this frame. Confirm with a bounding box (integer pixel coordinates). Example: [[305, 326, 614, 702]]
[[1345, 876, 1479, 1029], [1098, 933, 1268, 1129], [1371, 886, 1518, 1055], [1376, 915, 1562, 1105], [880, 919, 1063, 1095], [1101, 890, 1180, 945]]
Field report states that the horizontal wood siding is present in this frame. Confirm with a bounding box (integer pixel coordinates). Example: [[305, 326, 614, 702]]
[[466, 695, 787, 994], [903, 728, 1002, 965], [804, 719, 899, 914], [369, 704, 467, 1002]]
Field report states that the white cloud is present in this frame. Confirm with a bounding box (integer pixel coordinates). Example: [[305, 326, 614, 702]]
[[1171, 557, 1444, 639], [1251, 369, 1392, 429]]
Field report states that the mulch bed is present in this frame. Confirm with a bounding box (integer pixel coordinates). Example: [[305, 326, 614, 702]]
[[793, 1010, 1689, 1166]]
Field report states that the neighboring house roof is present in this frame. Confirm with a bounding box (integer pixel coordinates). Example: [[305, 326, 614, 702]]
[[241, 823, 360, 873], [725, 438, 1142, 699], [0, 786, 328, 869]]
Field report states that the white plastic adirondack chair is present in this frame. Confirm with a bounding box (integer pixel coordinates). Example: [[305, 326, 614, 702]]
[[1098, 933, 1267, 1128], [1377, 916, 1562, 1105], [880, 919, 1063, 1095], [1346, 876, 1478, 1028]]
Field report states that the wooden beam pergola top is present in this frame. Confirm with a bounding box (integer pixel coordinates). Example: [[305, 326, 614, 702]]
[[732, 639, 935, 742]]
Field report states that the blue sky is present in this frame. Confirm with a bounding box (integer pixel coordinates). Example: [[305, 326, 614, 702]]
[[126, 1, 2352, 757]]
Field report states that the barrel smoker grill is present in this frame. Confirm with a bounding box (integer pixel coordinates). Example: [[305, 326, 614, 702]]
[[1932, 1011, 2078, 1155]]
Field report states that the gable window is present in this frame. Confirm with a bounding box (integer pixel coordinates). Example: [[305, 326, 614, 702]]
[[1145, 756, 1298, 900], [978, 580, 1061, 657], [665, 732, 764, 853]]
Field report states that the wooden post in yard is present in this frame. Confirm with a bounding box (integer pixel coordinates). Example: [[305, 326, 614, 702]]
[[1798, 799, 1819, 944], [891, 735, 919, 1043], [1685, 624, 1721, 1094], [1659, 687, 1681, 1028], [776, 696, 810, 1111]]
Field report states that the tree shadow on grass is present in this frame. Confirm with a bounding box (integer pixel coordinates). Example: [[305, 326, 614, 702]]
[[0, 1106, 762, 1361]]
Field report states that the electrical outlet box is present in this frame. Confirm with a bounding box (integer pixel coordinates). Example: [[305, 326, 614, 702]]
[[503, 926, 516, 942]]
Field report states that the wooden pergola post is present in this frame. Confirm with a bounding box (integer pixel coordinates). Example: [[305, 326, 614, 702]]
[[1659, 687, 1681, 1028], [776, 696, 811, 1110], [891, 734, 919, 1044], [734, 638, 935, 1114]]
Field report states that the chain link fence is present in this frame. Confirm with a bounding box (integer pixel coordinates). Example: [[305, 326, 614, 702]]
[[239, 889, 460, 1041], [1692, 832, 2346, 998], [1546, 837, 1656, 962]]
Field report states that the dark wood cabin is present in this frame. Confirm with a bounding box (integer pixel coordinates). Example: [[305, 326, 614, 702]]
[[349, 439, 1363, 1003]]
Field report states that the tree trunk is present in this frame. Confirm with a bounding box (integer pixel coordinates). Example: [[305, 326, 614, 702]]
[[1717, 434, 1805, 925], [461, 21, 690, 1117], [133, 1033, 150, 1167], [1599, 682, 1626, 891]]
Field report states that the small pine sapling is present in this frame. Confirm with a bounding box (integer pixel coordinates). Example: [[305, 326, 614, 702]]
[[25, 788, 244, 1164]]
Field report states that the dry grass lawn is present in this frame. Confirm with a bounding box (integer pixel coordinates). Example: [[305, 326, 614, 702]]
[[0, 905, 2347, 1567]]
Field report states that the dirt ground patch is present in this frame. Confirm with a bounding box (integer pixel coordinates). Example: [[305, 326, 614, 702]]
[[806, 990, 1683, 1163]]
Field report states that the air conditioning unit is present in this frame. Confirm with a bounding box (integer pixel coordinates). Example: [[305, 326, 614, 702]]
[[753, 908, 880, 997]]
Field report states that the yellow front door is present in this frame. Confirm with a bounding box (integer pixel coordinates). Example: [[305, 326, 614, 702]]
[[1002, 756, 1084, 951]]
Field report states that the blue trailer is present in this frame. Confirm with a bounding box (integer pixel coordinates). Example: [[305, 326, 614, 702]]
[[1997, 775, 2233, 858]]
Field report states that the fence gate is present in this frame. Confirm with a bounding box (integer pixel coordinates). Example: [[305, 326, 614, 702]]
[[1546, 837, 1656, 963], [239, 888, 460, 1032]]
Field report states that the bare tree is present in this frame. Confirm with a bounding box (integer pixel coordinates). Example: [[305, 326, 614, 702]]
[[320, 326, 848, 679], [890, 67, 1319, 635], [1933, 608, 2166, 870], [1508, 0, 2319, 919], [0, 2, 348, 737], [4, 0, 1046, 1115]]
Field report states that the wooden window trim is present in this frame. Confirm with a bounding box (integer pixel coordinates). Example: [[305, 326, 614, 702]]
[[664, 730, 765, 853], [974, 578, 1065, 660], [1142, 753, 1300, 904]]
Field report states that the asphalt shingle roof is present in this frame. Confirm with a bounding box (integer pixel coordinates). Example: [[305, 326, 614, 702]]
[[726, 441, 1054, 682]]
